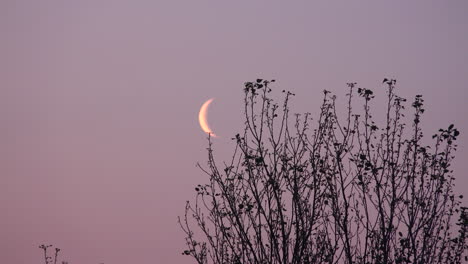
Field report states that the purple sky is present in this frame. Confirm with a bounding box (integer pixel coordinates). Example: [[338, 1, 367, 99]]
[[2, 1, 468, 263]]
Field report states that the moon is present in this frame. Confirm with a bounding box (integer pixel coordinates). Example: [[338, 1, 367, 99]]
[[198, 98, 217, 137]]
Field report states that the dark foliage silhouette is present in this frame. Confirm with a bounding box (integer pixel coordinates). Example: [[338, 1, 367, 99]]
[[38, 244, 105, 264], [180, 79, 467, 264], [39, 244, 67, 264]]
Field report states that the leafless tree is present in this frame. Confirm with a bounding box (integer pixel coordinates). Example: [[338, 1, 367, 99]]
[[180, 79, 467, 264]]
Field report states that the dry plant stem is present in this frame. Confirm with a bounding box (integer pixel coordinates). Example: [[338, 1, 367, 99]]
[[39, 244, 66, 264]]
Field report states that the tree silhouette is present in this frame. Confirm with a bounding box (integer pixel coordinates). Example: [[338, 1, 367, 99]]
[[39, 244, 67, 264], [180, 79, 467, 264]]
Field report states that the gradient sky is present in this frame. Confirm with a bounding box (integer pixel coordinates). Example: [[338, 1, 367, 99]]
[[2, 1, 468, 263]]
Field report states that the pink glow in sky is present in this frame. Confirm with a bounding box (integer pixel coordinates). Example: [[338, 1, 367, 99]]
[[2, 1, 468, 263]]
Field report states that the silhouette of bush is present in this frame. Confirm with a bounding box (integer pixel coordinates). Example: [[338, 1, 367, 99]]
[[180, 79, 467, 264], [39, 244, 67, 264]]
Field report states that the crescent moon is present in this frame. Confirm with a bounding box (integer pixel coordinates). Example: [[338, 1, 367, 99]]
[[198, 98, 217, 137]]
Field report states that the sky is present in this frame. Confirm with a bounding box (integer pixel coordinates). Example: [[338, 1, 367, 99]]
[[1, 1, 468, 263]]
